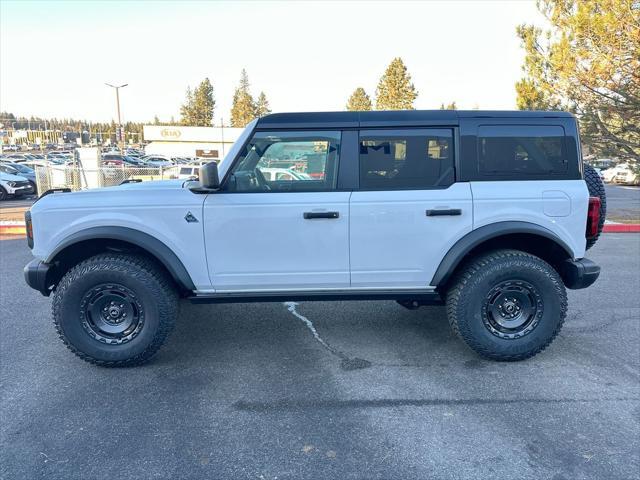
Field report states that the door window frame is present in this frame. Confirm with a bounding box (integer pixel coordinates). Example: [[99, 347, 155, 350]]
[[218, 129, 344, 194], [355, 127, 458, 191]]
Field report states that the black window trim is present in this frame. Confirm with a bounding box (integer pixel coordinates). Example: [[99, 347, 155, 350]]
[[217, 128, 345, 194], [356, 127, 458, 192], [458, 118, 582, 182]]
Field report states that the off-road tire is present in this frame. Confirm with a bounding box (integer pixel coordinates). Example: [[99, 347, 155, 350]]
[[446, 249, 567, 361], [52, 253, 178, 367], [584, 164, 606, 250]]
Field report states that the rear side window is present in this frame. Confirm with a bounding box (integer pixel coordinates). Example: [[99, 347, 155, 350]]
[[359, 129, 454, 190], [478, 125, 567, 176]]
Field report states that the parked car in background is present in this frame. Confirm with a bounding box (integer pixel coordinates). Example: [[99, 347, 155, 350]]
[[174, 165, 201, 179], [0, 171, 34, 200], [259, 167, 313, 182], [171, 157, 193, 165], [124, 148, 144, 157], [102, 154, 145, 167], [141, 155, 174, 167], [612, 164, 639, 185], [602, 163, 639, 184], [1, 153, 36, 162], [0, 162, 37, 193], [47, 151, 73, 162]]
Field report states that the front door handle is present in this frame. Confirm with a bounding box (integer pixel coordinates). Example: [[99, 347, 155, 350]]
[[426, 209, 462, 216], [303, 211, 339, 219]]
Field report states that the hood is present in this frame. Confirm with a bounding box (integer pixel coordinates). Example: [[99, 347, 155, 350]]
[[113, 179, 188, 190], [30, 178, 198, 214], [0, 171, 28, 182]]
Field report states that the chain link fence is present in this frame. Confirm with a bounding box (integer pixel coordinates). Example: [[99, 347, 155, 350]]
[[34, 165, 182, 194]]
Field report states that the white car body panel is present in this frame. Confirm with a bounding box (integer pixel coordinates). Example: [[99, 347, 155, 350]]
[[28, 178, 591, 294], [203, 191, 351, 291], [350, 183, 473, 288], [26, 116, 594, 296], [470, 180, 588, 259], [29, 181, 212, 291]]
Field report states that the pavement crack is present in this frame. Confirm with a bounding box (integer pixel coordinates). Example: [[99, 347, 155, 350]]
[[284, 301, 371, 371]]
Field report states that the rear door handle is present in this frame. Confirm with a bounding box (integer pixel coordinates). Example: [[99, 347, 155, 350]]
[[303, 211, 340, 219], [426, 209, 462, 216]]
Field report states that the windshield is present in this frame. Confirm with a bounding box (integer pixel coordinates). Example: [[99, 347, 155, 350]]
[[11, 164, 33, 173], [217, 118, 258, 179]]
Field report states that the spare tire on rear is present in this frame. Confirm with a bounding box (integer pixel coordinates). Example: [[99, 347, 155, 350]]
[[584, 164, 606, 250]]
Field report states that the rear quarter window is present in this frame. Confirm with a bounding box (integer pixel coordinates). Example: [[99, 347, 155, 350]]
[[478, 125, 567, 176]]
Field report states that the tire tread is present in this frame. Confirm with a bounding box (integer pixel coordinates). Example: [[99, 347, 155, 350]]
[[446, 249, 567, 361], [52, 253, 178, 367]]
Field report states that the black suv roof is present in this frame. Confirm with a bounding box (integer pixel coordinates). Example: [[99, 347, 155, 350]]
[[255, 110, 574, 130]]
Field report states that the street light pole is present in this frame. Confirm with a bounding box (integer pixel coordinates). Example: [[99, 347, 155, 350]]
[[105, 83, 128, 151]]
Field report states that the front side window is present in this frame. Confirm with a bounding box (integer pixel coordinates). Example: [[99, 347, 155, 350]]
[[359, 129, 454, 190], [478, 125, 567, 175], [226, 131, 340, 192]]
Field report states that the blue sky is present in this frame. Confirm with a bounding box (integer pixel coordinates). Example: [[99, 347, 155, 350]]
[[0, 0, 547, 124]]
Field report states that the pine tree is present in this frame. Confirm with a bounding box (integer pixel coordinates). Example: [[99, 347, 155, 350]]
[[180, 87, 194, 126], [192, 77, 215, 126], [515, 0, 639, 162], [375, 58, 418, 110], [230, 69, 257, 127], [439, 101, 457, 110], [255, 91, 271, 118], [346, 87, 372, 111], [180, 78, 215, 126]]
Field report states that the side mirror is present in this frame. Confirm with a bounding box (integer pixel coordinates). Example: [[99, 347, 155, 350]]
[[199, 161, 220, 189]]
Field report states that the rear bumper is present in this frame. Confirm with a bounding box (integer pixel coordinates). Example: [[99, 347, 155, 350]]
[[24, 259, 52, 296], [561, 258, 600, 290]]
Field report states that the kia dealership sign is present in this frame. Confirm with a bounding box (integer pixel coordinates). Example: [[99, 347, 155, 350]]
[[143, 125, 242, 143], [160, 128, 181, 139]]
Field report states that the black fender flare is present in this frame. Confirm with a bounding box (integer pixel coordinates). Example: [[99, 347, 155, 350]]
[[46, 226, 196, 291], [430, 221, 574, 287]]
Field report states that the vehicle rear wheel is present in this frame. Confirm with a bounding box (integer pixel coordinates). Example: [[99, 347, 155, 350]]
[[584, 164, 606, 250], [446, 249, 567, 361], [52, 253, 178, 367]]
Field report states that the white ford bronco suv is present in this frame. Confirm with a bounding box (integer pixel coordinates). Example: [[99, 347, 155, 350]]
[[24, 111, 606, 366]]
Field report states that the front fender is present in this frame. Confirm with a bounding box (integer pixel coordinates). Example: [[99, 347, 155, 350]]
[[46, 226, 196, 291]]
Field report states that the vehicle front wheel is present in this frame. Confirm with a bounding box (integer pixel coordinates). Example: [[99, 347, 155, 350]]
[[0, 186, 7, 201], [446, 249, 567, 361], [52, 253, 178, 367]]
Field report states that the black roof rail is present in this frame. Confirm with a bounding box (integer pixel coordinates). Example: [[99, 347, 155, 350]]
[[120, 178, 142, 185]]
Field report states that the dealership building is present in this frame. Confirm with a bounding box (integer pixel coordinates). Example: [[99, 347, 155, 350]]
[[143, 125, 244, 161]]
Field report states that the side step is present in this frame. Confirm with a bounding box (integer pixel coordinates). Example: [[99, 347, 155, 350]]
[[188, 289, 444, 305]]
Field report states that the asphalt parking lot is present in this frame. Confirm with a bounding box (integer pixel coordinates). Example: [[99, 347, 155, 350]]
[[1, 235, 639, 480], [605, 184, 640, 223]]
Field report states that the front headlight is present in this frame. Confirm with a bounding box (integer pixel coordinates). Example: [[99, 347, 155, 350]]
[[7, 181, 17, 187]]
